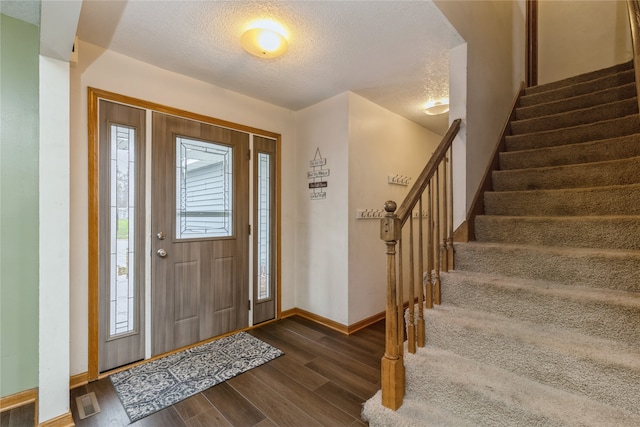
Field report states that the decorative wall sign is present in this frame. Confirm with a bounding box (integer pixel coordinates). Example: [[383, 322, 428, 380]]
[[308, 181, 328, 189], [308, 147, 329, 200]]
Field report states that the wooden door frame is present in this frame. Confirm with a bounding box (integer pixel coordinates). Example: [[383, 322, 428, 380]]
[[526, 0, 538, 87], [88, 87, 282, 380]]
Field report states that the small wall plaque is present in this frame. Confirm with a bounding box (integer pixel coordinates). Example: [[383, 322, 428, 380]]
[[308, 147, 329, 200]]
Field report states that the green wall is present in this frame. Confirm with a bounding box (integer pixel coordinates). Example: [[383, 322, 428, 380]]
[[0, 13, 40, 397]]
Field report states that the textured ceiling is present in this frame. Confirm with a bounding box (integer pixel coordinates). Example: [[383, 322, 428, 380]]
[[10, 0, 464, 134], [0, 0, 40, 25]]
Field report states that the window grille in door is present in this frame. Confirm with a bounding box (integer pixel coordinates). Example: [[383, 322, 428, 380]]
[[109, 124, 137, 337], [176, 137, 233, 239], [257, 152, 272, 301]]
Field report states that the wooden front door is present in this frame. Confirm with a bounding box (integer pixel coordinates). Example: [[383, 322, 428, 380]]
[[151, 112, 249, 356]]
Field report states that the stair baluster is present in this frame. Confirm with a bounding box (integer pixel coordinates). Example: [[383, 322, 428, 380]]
[[433, 166, 442, 305], [447, 149, 455, 270], [407, 213, 416, 354], [441, 160, 449, 273], [417, 196, 425, 348], [397, 237, 404, 358], [426, 183, 434, 309]]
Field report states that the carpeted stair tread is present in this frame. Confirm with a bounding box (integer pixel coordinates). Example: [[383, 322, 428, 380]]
[[505, 114, 640, 152], [499, 133, 640, 170], [484, 184, 640, 216], [440, 270, 640, 346], [364, 346, 640, 427], [516, 82, 638, 121], [423, 304, 640, 414], [519, 68, 636, 107], [523, 60, 633, 96], [474, 214, 640, 250], [453, 242, 640, 292], [492, 155, 640, 191], [510, 97, 638, 135]]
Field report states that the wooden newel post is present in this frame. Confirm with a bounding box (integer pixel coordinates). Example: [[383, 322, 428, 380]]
[[380, 200, 405, 410]]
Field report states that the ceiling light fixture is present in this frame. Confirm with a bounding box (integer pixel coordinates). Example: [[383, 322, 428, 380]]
[[423, 99, 450, 116], [241, 19, 289, 59]]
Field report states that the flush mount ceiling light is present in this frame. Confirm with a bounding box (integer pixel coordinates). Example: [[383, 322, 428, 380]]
[[423, 99, 450, 116], [241, 19, 289, 59]]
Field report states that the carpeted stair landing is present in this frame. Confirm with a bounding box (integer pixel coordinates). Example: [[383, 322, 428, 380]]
[[363, 61, 640, 426]]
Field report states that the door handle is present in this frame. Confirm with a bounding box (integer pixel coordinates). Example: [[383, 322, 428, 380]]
[[157, 248, 167, 258], [156, 231, 166, 240]]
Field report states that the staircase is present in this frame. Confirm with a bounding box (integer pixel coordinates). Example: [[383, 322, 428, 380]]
[[363, 62, 640, 425]]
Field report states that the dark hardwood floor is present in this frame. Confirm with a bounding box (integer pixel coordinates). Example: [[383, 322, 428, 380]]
[[0, 403, 35, 427], [69, 315, 386, 426]]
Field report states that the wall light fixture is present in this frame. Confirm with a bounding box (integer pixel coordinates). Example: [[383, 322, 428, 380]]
[[423, 99, 450, 116]]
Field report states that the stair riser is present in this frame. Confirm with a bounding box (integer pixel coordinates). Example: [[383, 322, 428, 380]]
[[520, 70, 635, 107], [484, 186, 640, 216], [424, 308, 640, 415], [499, 135, 640, 170], [453, 244, 640, 292], [516, 83, 637, 121], [441, 276, 640, 346], [474, 216, 640, 250], [523, 61, 633, 96], [492, 157, 640, 191], [510, 98, 638, 135], [505, 116, 640, 152]]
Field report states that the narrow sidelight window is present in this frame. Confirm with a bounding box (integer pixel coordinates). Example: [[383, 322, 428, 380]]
[[109, 124, 137, 337], [257, 152, 271, 300]]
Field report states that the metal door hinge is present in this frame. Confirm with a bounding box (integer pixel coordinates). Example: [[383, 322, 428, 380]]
[[248, 149, 251, 160], [248, 300, 251, 310], [248, 224, 252, 235]]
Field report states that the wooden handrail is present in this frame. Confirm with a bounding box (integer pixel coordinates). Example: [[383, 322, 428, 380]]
[[379, 119, 461, 410], [396, 119, 462, 225], [627, 0, 640, 113]]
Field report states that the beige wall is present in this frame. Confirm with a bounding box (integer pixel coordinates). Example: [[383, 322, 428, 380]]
[[293, 92, 441, 325], [435, 0, 525, 221], [347, 93, 441, 324], [539, 0, 632, 84], [294, 93, 350, 324]]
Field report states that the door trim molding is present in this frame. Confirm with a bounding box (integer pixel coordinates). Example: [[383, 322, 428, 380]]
[[526, 0, 538, 87], [87, 87, 282, 380]]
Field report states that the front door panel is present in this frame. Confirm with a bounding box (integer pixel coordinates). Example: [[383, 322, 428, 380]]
[[151, 113, 249, 356]]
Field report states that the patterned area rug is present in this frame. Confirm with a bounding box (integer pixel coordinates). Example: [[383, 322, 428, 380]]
[[110, 332, 283, 422]]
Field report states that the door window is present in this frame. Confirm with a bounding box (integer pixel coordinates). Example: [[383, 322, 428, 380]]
[[176, 137, 233, 239]]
